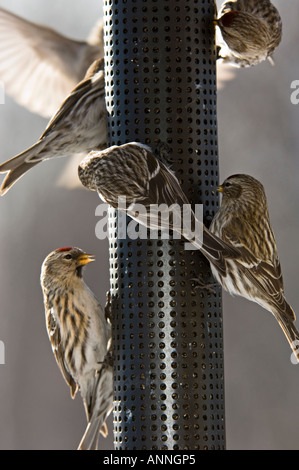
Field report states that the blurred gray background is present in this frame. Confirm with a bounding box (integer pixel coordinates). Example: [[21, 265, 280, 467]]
[[0, 0, 298, 450]]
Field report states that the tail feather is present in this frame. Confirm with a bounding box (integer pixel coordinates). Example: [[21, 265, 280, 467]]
[[0, 161, 40, 195], [191, 225, 240, 277], [274, 309, 299, 363], [0, 141, 44, 195], [77, 415, 108, 450]]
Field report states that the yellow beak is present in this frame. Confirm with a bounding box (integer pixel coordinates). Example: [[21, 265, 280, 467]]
[[217, 185, 224, 193], [77, 254, 95, 266]]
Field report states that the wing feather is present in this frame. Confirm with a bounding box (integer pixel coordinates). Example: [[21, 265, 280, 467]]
[[45, 307, 78, 398], [0, 7, 101, 117]]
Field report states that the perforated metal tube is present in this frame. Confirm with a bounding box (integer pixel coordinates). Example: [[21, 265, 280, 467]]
[[104, 0, 225, 450]]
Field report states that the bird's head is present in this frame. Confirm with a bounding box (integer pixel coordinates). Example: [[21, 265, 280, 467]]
[[217, 174, 267, 213], [41, 247, 95, 290]]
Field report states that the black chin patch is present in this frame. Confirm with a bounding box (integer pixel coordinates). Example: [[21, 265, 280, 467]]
[[76, 266, 83, 278]]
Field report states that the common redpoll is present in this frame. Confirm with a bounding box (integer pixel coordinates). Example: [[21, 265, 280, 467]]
[[215, 0, 282, 67], [209, 174, 299, 361], [78, 143, 299, 361], [0, 58, 107, 196], [78, 142, 239, 278], [40, 247, 113, 450], [0, 7, 104, 117]]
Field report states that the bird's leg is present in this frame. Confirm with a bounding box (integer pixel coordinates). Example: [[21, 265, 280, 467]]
[[190, 277, 219, 293], [98, 351, 114, 368], [104, 290, 114, 321]]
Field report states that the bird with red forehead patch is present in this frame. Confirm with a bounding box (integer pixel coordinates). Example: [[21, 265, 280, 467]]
[[40, 247, 113, 450], [55, 246, 73, 252], [215, 0, 282, 67]]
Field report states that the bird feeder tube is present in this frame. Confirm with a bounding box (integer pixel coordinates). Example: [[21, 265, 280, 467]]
[[103, 0, 225, 450]]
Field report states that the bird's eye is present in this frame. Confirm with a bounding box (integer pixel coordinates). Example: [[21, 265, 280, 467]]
[[224, 182, 232, 188], [64, 254, 72, 260]]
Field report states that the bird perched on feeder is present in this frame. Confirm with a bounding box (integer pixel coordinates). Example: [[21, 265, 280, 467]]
[[78, 142, 299, 362], [0, 58, 107, 195], [0, 6, 245, 191], [209, 174, 299, 361], [215, 0, 282, 67], [40, 247, 113, 450]]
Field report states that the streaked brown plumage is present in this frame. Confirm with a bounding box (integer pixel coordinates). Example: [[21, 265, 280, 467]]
[[215, 0, 282, 67], [40, 247, 113, 450], [79, 144, 298, 361], [0, 7, 104, 118], [0, 58, 107, 195], [0, 7, 238, 191], [210, 174, 299, 361], [0, 5, 237, 115], [78, 142, 240, 290]]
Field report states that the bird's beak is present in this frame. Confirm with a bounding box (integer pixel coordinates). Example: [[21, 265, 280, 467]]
[[217, 185, 223, 193], [213, 19, 218, 26], [77, 254, 95, 266]]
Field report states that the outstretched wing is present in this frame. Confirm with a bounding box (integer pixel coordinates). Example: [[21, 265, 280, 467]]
[[0, 7, 96, 117]]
